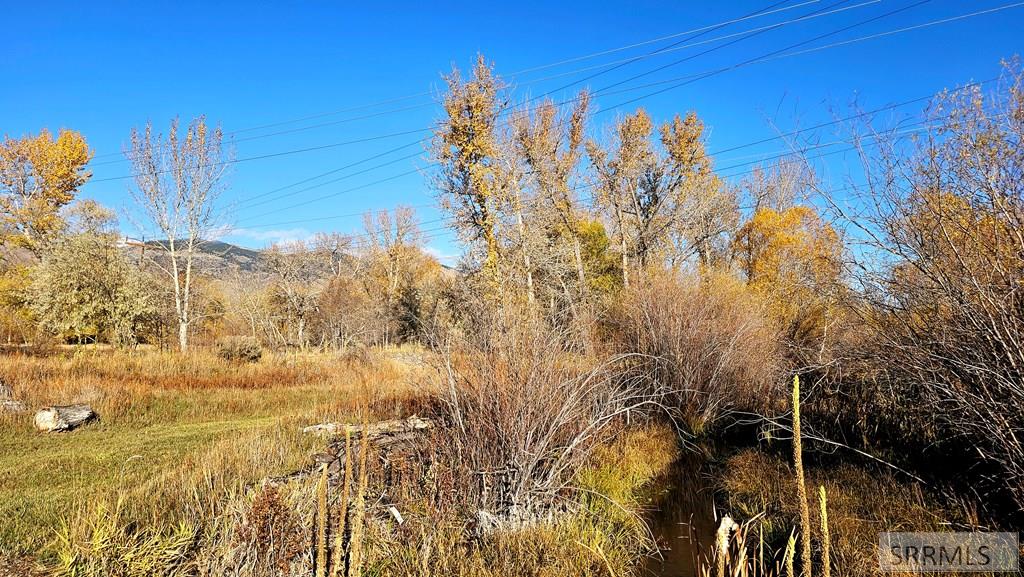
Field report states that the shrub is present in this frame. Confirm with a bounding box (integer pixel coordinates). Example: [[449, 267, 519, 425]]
[[610, 271, 783, 434], [233, 485, 307, 575], [433, 303, 665, 517], [834, 64, 1024, 512], [216, 336, 263, 363]]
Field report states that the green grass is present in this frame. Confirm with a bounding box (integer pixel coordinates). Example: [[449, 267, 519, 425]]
[[0, 349, 421, 565], [2, 414, 298, 556]]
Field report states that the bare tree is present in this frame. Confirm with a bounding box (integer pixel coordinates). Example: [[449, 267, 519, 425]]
[[262, 240, 326, 349], [126, 116, 229, 351], [360, 206, 423, 346]]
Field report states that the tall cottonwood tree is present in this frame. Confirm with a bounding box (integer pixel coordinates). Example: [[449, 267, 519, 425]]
[[263, 240, 325, 349], [127, 116, 229, 351], [515, 93, 591, 297], [0, 129, 92, 252], [431, 55, 507, 293], [588, 110, 729, 285], [588, 110, 652, 288]]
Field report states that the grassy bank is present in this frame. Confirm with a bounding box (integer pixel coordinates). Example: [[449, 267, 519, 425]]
[[0, 348, 684, 576], [708, 443, 993, 577], [0, 348, 423, 563]]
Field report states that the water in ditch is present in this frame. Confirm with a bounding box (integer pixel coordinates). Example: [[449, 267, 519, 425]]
[[641, 455, 719, 577]]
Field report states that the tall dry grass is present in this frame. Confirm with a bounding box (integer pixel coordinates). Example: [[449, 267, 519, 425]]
[[610, 271, 783, 434], [0, 347, 424, 428]]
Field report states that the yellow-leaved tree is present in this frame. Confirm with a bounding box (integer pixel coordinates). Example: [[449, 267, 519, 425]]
[[0, 129, 92, 252], [431, 55, 507, 294], [731, 205, 843, 362]]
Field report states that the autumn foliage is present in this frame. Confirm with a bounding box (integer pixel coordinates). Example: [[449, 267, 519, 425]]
[[0, 128, 92, 251]]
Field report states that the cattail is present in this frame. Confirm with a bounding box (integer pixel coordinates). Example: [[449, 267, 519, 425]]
[[715, 515, 738, 577], [347, 425, 370, 577], [758, 526, 765, 577], [315, 463, 329, 577], [331, 427, 353, 577], [792, 375, 812, 577], [784, 532, 797, 577], [819, 485, 831, 577]]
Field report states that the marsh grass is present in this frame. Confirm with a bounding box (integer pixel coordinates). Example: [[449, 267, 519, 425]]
[[0, 347, 426, 565], [716, 448, 979, 577]]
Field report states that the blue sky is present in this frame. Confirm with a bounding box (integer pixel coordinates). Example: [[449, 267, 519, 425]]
[[4, 1, 1022, 260]]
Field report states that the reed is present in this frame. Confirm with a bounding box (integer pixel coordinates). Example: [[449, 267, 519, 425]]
[[347, 424, 370, 577], [316, 463, 329, 577], [792, 375, 811, 577], [715, 515, 737, 577], [784, 532, 797, 577], [819, 486, 831, 577], [332, 427, 353, 577]]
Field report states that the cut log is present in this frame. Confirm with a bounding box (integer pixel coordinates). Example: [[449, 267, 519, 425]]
[[34, 404, 96, 432]]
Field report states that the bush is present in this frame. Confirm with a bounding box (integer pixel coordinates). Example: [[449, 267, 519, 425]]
[[434, 303, 663, 517], [216, 336, 263, 363], [833, 65, 1024, 512], [610, 271, 783, 434]]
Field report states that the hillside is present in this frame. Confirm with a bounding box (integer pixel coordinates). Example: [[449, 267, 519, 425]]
[[137, 239, 264, 274]]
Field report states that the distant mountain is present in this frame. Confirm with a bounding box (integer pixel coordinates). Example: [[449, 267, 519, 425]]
[[128, 238, 458, 277], [132, 239, 264, 274]]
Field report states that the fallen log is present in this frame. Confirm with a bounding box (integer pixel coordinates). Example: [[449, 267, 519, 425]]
[[302, 415, 433, 438], [34, 404, 96, 432], [269, 415, 436, 485], [1, 400, 27, 414]]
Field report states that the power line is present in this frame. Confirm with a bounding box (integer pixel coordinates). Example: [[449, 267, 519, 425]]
[[202, 0, 884, 210], [514, 1, 875, 88], [527, 0, 816, 102], [91, 1, 876, 170], [111, 1, 1020, 221], [237, 168, 424, 223], [508, 0, 822, 77], [588, 0, 871, 101], [706, 77, 997, 156], [90, 0, 823, 163], [229, 2, 812, 210], [233, 0, 987, 213], [237, 100, 995, 234], [239, 146, 423, 208], [604, 0, 933, 110], [90, 127, 431, 183]]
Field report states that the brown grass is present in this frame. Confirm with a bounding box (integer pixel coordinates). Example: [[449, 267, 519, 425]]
[[718, 448, 978, 577], [610, 271, 783, 434], [0, 346, 430, 566]]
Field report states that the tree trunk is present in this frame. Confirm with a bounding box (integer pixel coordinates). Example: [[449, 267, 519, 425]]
[[621, 238, 629, 288], [572, 235, 587, 295], [34, 404, 96, 432], [178, 320, 188, 351], [515, 205, 534, 304]]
